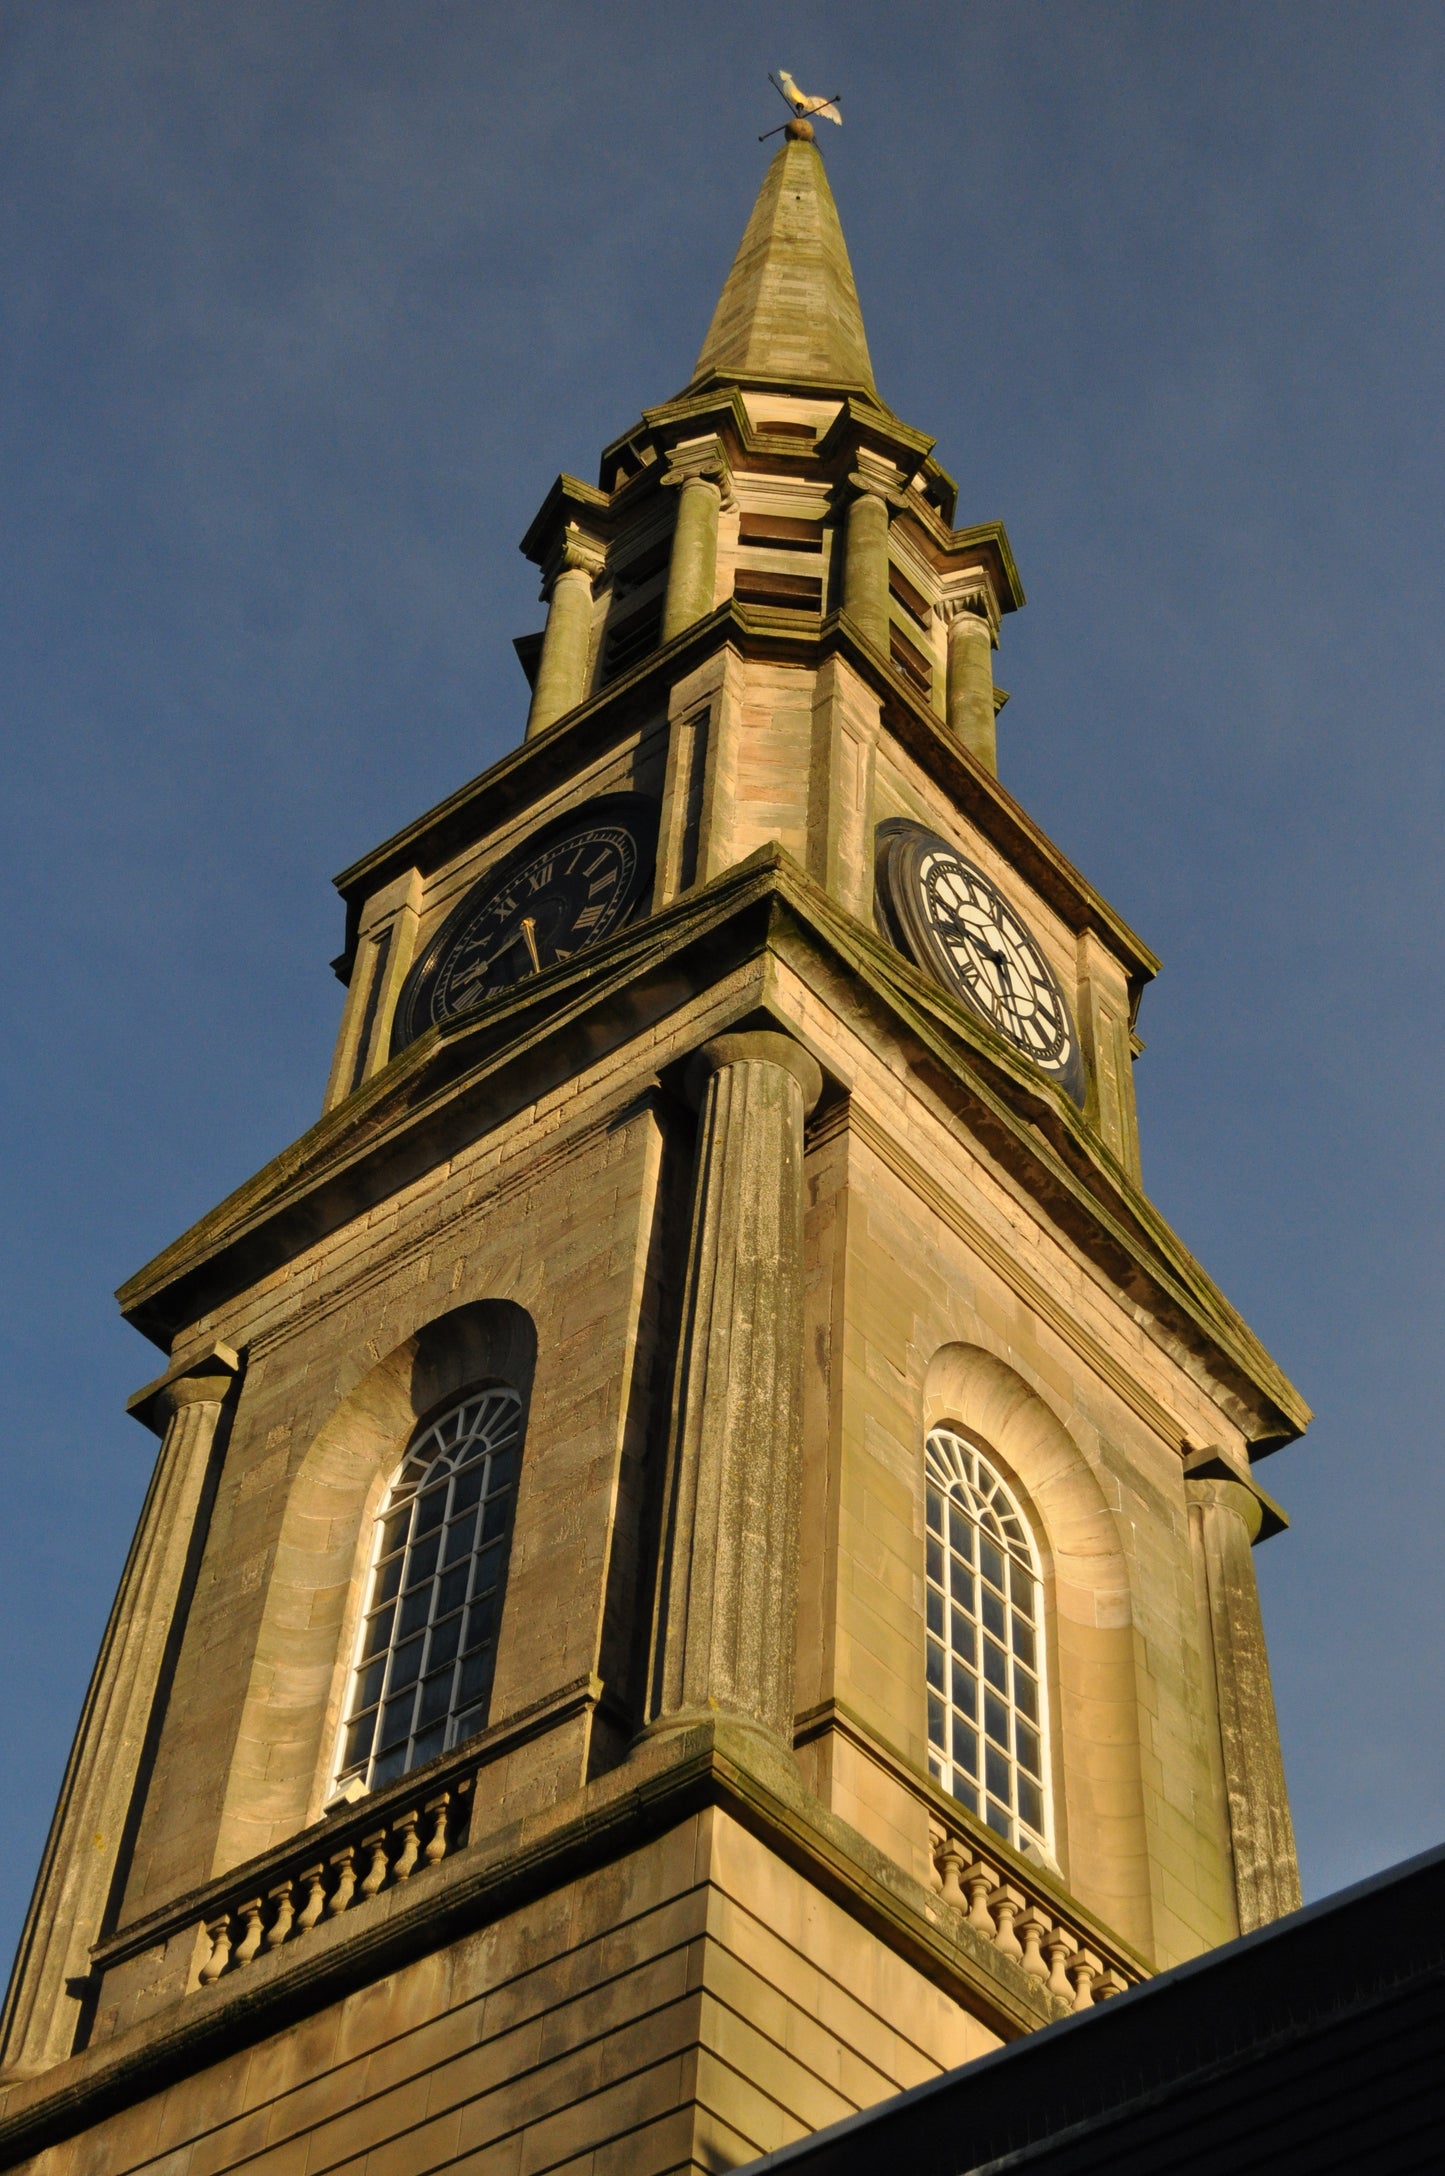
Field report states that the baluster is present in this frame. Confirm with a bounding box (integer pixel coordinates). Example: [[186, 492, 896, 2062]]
[[327, 1845, 357, 1917], [391, 1810, 420, 1883], [1069, 1948, 1101, 2010], [359, 1830, 389, 1899], [1015, 1908, 1051, 1981], [264, 1881, 294, 1951], [988, 1883, 1025, 1962], [1095, 1966, 1129, 2000], [926, 1820, 946, 1894], [453, 1773, 475, 1851], [938, 1837, 967, 1907], [959, 1859, 999, 1939], [232, 1899, 264, 1968], [424, 1793, 450, 1867], [295, 1865, 327, 1932], [199, 1913, 232, 1984], [1043, 1929, 1076, 2002]]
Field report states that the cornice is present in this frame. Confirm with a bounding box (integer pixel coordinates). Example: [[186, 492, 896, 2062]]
[[119, 846, 1305, 1448]]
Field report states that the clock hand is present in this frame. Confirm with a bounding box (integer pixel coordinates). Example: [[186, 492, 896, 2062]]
[[520, 915, 543, 975]]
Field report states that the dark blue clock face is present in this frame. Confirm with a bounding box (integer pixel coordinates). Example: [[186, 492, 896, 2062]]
[[392, 795, 656, 1052]]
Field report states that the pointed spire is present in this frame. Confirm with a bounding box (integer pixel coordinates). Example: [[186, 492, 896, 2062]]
[[689, 135, 876, 397]]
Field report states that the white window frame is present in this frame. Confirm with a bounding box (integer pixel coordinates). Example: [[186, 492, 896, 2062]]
[[924, 1428, 1052, 1855], [335, 1386, 523, 1794]]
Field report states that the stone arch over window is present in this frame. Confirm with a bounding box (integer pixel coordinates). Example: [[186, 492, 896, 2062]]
[[215, 1301, 535, 1870], [922, 1342, 1154, 1956]]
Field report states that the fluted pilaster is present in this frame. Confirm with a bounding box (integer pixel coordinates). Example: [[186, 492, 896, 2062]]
[[0, 1355, 238, 2075], [1188, 1468, 1302, 1932], [646, 1031, 822, 1747]]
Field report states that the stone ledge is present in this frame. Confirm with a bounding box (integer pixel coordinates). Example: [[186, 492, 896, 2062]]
[[0, 1720, 1062, 2169]]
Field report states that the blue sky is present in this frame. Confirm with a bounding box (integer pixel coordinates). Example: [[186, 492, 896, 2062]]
[[2, 1, 1442, 1975]]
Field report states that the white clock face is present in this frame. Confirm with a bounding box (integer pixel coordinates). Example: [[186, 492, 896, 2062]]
[[878, 822, 1086, 1104]]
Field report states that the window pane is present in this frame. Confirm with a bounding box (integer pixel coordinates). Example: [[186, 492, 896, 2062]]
[[458, 1647, 493, 1704], [341, 1716, 374, 1770], [377, 1690, 415, 1752], [951, 1715, 978, 1777], [985, 1745, 1011, 1803], [466, 1592, 497, 1648], [951, 1774, 979, 1815], [983, 1638, 1008, 1694], [1012, 1615, 1036, 1670], [443, 1511, 478, 1566], [950, 1608, 975, 1665], [926, 1486, 943, 1536], [473, 1541, 505, 1596], [489, 1446, 518, 1490], [985, 1689, 1009, 1750], [979, 1535, 1005, 1593], [1018, 1776, 1044, 1834], [397, 1585, 431, 1641], [952, 1666, 978, 1720], [380, 1507, 411, 1556], [361, 1604, 395, 1661], [1009, 1556, 1035, 1614], [480, 1493, 510, 1543], [411, 1721, 447, 1768], [982, 1585, 1006, 1641], [1017, 1719, 1042, 1778], [1015, 1667, 1039, 1722], [406, 1531, 442, 1588], [948, 1501, 973, 1560], [427, 1613, 462, 1670], [451, 1464, 485, 1514], [390, 1634, 425, 1690], [417, 1668, 455, 1726], [927, 1587, 944, 1639], [375, 1554, 404, 1605], [436, 1564, 469, 1618], [926, 1640, 946, 1694], [349, 1656, 386, 1718], [928, 1694, 946, 1752], [415, 1485, 448, 1537], [986, 1798, 1011, 1839]]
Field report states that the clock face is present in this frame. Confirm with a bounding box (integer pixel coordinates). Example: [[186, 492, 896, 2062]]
[[877, 820, 1086, 1105], [391, 795, 657, 1052]]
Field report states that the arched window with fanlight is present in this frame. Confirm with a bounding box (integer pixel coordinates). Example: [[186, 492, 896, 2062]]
[[336, 1387, 524, 1794], [925, 1428, 1050, 1855]]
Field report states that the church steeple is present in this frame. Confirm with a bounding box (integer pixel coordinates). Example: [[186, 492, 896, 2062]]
[[689, 130, 877, 397]]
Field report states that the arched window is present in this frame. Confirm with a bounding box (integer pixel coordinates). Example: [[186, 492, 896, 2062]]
[[925, 1428, 1050, 1854], [337, 1388, 523, 1793]]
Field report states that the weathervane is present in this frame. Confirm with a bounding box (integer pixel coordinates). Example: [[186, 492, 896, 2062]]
[[759, 69, 843, 142]]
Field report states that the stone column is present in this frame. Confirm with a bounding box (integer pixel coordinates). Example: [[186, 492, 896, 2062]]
[[646, 1031, 823, 1749], [842, 475, 893, 654], [1188, 1467, 1302, 1933], [661, 441, 729, 644], [0, 1352, 239, 2075], [526, 540, 600, 739], [944, 596, 999, 772]]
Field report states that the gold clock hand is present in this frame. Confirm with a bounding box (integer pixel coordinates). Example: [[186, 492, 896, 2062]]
[[520, 915, 543, 974]]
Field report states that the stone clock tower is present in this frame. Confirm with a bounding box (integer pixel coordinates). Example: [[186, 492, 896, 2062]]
[[0, 128, 1308, 2174]]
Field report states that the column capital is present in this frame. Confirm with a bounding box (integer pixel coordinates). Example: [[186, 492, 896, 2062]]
[[1184, 1446, 1288, 1543], [661, 434, 734, 509], [940, 580, 1000, 641], [539, 524, 605, 601], [684, 1031, 823, 1116], [128, 1342, 241, 1438], [844, 466, 908, 514]]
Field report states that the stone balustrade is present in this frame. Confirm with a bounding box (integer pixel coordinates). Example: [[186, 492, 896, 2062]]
[[927, 1813, 1142, 2011], [196, 1778, 471, 1985]]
